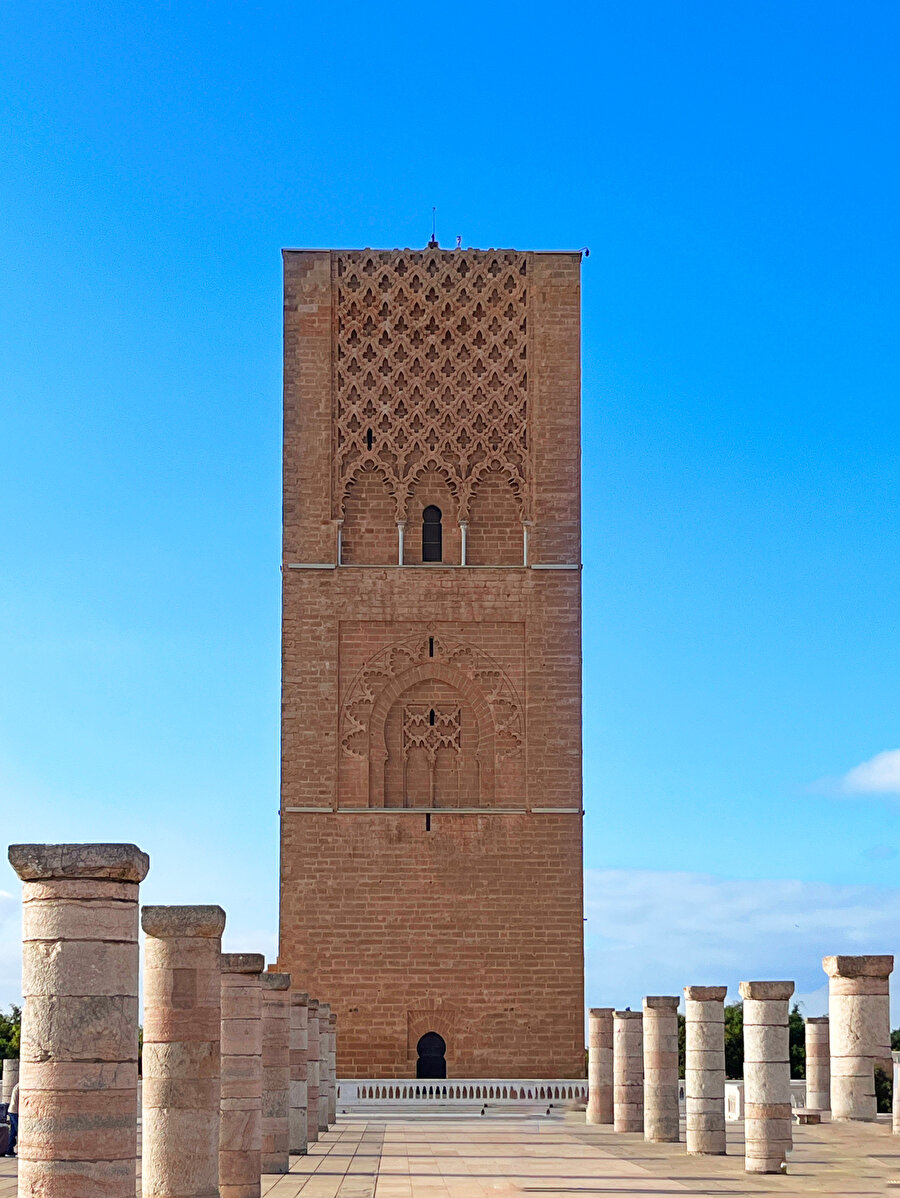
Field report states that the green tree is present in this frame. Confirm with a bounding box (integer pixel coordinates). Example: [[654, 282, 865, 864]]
[[788, 1004, 805, 1079], [724, 1001, 743, 1079], [0, 1006, 21, 1060]]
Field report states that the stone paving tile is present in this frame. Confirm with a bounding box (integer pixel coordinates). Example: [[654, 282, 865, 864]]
[[1, 1112, 899, 1195]]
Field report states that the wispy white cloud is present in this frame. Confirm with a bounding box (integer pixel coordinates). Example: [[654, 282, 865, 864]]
[[585, 868, 900, 1020], [841, 749, 900, 796]]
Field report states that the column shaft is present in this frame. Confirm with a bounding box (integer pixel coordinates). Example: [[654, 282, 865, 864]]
[[220, 953, 264, 1198], [824, 954, 894, 1122], [804, 1017, 830, 1112], [683, 986, 726, 1156], [586, 1008, 614, 1124], [141, 905, 225, 1198], [327, 1013, 338, 1125], [1, 1059, 19, 1109], [317, 1003, 331, 1133], [642, 996, 679, 1142], [306, 1001, 320, 1145], [740, 981, 794, 1174], [613, 1011, 643, 1132], [893, 1052, 900, 1135], [261, 973, 291, 1174], [9, 841, 148, 1198], [289, 992, 309, 1155]]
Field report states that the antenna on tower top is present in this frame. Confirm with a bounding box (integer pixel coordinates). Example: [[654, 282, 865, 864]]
[[428, 207, 438, 248]]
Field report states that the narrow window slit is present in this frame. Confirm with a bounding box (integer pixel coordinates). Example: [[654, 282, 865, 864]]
[[425, 813, 431, 831], [366, 428, 373, 450], [428, 636, 434, 657]]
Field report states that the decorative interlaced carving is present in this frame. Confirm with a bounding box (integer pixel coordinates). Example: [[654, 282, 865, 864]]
[[340, 634, 523, 762], [402, 704, 461, 762], [333, 249, 530, 521]]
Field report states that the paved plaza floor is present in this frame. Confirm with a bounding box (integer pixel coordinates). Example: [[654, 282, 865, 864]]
[[0, 1110, 898, 1196]]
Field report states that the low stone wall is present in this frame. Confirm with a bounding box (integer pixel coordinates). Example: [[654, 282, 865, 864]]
[[339, 1079, 588, 1106]]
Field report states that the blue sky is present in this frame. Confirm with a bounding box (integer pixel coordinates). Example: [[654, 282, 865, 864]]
[[2, 0, 900, 1019]]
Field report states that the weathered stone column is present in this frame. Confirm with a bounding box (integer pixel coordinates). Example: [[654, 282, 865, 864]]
[[642, 996, 680, 1142], [261, 972, 291, 1174], [9, 841, 148, 1198], [893, 1051, 900, 1135], [739, 980, 793, 1174], [317, 1002, 331, 1133], [586, 1007, 614, 1124], [823, 954, 894, 1122], [683, 985, 726, 1155], [804, 1016, 830, 1112], [306, 999, 320, 1145], [613, 1010, 643, 1133], [289, 991, 309, 1155], [142, 905, 225, 1198], [1, 1058, 19, 1108], [220, 953, 264, 1198], [327, 1011, 338, 1125]]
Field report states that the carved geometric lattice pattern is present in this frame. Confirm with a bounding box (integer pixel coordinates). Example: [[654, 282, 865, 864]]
[[402, 704, 461, 762], [333, 249, 529, 521], [340, 635, 523, 762]]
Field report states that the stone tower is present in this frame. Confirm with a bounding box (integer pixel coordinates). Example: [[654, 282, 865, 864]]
[[278, 245, 584, 1079]]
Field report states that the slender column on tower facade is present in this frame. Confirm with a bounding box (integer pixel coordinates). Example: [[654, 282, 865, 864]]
[[683, 985, 727, 1155], [804, 1016, 830, 1113], [1, 1058, 19, 1110], [289, 991, 309, 1154], [261, 972, 291, 1174], [141, 905, 225, 1198], [642, 996, 680, 1142], [317, 1002, 331, 1132], [586, 1008, 614, 1124], [613, 1010, 643, 1133], [739, 981, 794, 1174], [219, 953, 265, 1198], [306, 999, 320, 1145], [327, 1011, 338, 1125], [9, 842, 148, 1198], [823, 955, 894, 1122]]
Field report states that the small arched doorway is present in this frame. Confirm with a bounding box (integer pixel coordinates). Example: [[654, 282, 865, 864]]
[[416, 1031, 447, 1078]]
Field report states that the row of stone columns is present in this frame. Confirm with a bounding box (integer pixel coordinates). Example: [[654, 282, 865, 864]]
[[588, 954, 897, 1174], [8, 842, 339, 1198], [588, 982, 796, 1174]]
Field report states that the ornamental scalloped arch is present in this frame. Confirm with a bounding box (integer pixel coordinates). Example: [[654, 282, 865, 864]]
[[338, 635, 523, 808], [368, 661, 495, 808]]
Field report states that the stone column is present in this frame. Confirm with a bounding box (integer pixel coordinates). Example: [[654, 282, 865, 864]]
[[306, 999, 320, 1145], [142, 905, 225, 1198], [804, 1016, 830, 1112], [317, 1002, 331, 1133], [823, 954, 894, 1122], [739, 980, 794, 1175], [289, 991, 309, 1155], [327, 1012, 338, 1125], [261, 972, 291, 1174], [613, 1010, 643, 1133], [9, 841, 148, 1198], [586, 1008, 614, 1124], [642, 996, 680, 1142], [683, 985, 726, 1156], [220, 953, 264, 1198], [893, 1051, 900, 1135], [2, 1058, 19, 1109]]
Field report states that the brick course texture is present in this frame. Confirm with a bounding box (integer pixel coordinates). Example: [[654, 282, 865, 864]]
[[278, 246, 584, 1079]]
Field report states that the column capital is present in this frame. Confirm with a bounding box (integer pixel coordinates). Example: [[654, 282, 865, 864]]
[[589, 1006, 614, 1017], [739, 980, 794, 1001], [643, 995, 679, 1012], [221, 952, 265, 974], [141, 904, 225, 938], [684, 985, 727, 1002], [9, 842, 149, 882], [262, 972, 291, 991], [823, 954, 894, 979]]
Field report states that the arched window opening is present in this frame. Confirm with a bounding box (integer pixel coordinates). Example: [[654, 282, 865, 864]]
[[416, 1031, 447, 1079], [428, 708, 435, 726], [422, 505, 442, 562]]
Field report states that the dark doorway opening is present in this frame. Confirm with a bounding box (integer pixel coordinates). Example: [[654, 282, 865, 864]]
[[416, 1031, 447, 1078]]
